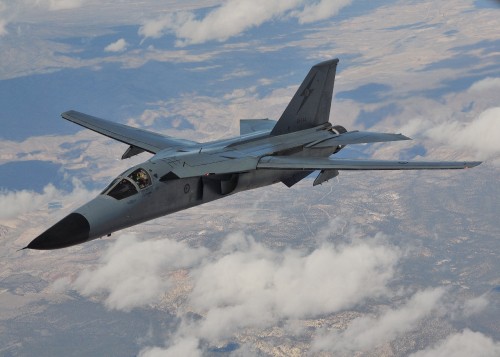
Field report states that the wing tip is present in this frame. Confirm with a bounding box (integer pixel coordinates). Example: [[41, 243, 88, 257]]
[[61, 110, 77, 120], [465, 161, 482, 168]]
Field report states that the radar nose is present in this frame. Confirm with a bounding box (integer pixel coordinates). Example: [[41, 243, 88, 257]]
[[25, 213, 90, 250]]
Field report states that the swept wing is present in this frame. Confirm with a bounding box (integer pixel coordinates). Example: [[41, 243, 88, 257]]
[[62, 110, 199, 155]]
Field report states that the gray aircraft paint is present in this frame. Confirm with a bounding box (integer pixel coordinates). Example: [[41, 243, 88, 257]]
[[25, 59, 481, 250]]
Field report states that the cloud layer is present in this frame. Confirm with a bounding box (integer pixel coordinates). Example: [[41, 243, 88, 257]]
[[64, 225, 498, 356], [62, 223, 406, 354], [312, 288, 445, 353], [0, 178, 94, 220], [409, 329, 500, 357], [401, 107, 500, 162], [188, 230, 399, 340], [72, 234, 208, 311], [68, 226, 400, 315], [139, 0, 353, 46], [104, 38, 128, 53]]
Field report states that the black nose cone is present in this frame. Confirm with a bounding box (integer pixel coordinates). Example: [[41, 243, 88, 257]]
[[26, 213, 90, 250]]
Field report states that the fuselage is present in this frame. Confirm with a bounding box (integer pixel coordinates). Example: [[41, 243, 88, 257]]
[[27, 123, 342, 249]]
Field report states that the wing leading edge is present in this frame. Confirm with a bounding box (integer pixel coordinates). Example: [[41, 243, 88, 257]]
[[62, 110, 199, 155], [306, 131, 411, 148], [257, 156, 481, 170]]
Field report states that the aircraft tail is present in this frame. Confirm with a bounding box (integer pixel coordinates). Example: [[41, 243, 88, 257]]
[[271, 58, 339, 135]]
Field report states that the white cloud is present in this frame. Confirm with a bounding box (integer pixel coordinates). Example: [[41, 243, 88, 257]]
[[312, 288, 445, 354], [0, 178, 94, 220], [76, 223, 401, 354], [462, 294, 489, 317], [175, 0, 301, 46], [189, 231, 399, 342], [401, 107, 500, 161], [43, 0, 83, 11], [468, 77, 500, 92], [72, 234, 208, 311], [138, 0, 353, 46], [139, 337, 201, 357], [220, 68, 254, 81], [409, 329, 500, 357], [138, 12, 185, 40], [104, 38, 128, 53], [140, 1, 300, 46], [443, 293, 491, 320], [0, 184, 58, 220], [0, 0, 10, 36], [296, 0, 352, 24], [18, 0, 85, 12]]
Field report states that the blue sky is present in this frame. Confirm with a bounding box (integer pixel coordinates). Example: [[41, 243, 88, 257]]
[[0, 1, 499, 356]]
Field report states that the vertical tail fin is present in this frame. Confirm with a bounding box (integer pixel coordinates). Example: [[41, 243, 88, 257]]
[[271, 58, 339, 135]]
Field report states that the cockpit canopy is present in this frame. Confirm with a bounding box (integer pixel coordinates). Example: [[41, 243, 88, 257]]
[[128, 168, 152, 189], [102, 168, 152, 200]]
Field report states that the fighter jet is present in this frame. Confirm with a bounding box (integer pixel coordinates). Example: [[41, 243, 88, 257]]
[[25, 59, 481, 250]]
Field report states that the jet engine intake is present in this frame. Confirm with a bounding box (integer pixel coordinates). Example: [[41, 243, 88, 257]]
[[202, 173, 239, 197]]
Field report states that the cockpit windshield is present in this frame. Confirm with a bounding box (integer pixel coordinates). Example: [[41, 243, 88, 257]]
[[102, 168, 152, 200], [107, 179, 138, 200]]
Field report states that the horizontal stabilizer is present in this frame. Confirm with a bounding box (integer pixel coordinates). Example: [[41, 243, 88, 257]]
[[258, 156, 481, 171], [240, 119, 277, 135], [62, 110, 199, 154], [306, 131, 411, 148]]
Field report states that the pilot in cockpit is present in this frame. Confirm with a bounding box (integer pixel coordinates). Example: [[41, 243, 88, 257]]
[[135, 170, 149, 188]]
